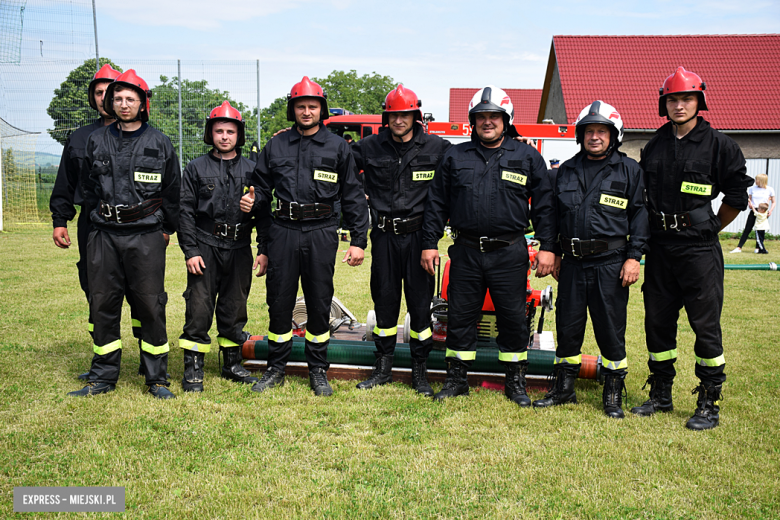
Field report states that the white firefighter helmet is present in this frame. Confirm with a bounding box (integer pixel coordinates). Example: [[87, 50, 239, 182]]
[[468, 85, 514, 128], [574, 100, 624, 146]]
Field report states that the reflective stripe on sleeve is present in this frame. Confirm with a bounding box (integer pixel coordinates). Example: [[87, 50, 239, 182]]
[[93, 339, 122, 355]]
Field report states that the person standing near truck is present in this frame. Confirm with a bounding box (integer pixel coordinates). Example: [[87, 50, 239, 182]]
[[351, 84, 451, 396]]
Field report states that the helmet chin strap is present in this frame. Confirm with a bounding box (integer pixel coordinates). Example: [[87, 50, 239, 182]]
[[478, 126, 506, 146]]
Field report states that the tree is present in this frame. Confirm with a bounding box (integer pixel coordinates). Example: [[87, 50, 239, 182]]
[[46, 58, 123, 146], [257, 70, 397, 146]]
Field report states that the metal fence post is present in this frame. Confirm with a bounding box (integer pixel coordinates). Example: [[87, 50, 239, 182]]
[[92, 0, 99, 74], [256, 59, 261, 145], [178, 59, 183, 171]]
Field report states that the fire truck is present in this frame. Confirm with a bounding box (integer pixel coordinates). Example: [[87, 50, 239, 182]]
[[324, 115, 578, 165]]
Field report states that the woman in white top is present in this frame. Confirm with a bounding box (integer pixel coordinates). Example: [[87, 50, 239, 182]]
[[731, 173, 775, 253]]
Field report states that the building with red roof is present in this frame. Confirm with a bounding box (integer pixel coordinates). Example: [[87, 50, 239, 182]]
[[450, 88, 542, 124], [538, 34, 780, 161]]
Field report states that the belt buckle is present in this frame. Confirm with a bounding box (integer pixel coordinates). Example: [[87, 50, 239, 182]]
[[100, 203, 113, 219], [479, 236, 490, 253], [570, 237, 580, 257], [669, 213, 679, 231], [659, 212, 667, 231], [216, 223, 229, 237], [233, 223, 241, 240], [392, 218, 402, 234], [114, 204, 129, 224], [289, 201, 299, 220], [377, 215, 386, 230]]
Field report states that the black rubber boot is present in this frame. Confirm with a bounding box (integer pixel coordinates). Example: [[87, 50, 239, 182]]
[[505, 362, 532, 407], [309, 367, 333, 396], [182, 350, 205, 393], [251, 367, 286, 393], [220, 346, 259, 385], [630, 374, 674, 416], [356, 353, 394, 389], [532, 365, 578, 408], [603, 371, 627, 419], [411, 359, 434, 397], [67, 382, 116, 397], [434, 361, 469, 401], [148, 384, 176, 399], [686, 383, 722, 431]]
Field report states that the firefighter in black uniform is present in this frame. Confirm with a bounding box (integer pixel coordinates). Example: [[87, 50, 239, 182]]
[[421, 85, 555, 406], [532, 101, 649, 418], [240, 76, 369, 396], [50, 64, 146, 380], [178, 101, 266, 392], [351, 84, 451, 395], [68, 69, 180, 399], [631, 67, 752, 430]]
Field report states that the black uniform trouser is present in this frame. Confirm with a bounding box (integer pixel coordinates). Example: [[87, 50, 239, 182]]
[[77, 209, 141, 339], [266, 222, 339, 371], [736, 210, 756, 249], [555, 256, 628, 373], [445, 240, 529, 367], [370, 227, 434, 360], [87, 229, 169, 385], [180, 242, 253, 352], [643, 241, 726, 384]]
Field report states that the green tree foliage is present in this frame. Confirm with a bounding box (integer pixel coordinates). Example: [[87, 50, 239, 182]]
[[46, 58, 123, 146], [149, 75, 258, 165], [257, 70, 396, 145], [2, 147, 16, 177]]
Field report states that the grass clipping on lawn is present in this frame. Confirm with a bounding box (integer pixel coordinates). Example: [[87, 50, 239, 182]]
[[0, 227, 778, 518]]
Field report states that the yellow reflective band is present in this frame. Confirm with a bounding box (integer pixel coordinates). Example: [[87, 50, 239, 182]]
[[131, 319, 142, 328], [649, 349, 678, 362], [373, 325, 398, 338], [409, 327, 432, 341], [134, 172, 161, 183], [555, 354, 582, 365], [313, 170, 338, 183], [695, 354, 725, 367], [87, 322, 94, 332], [141, 340, 169, 355], [268, 330, 293, 343], [499, 351, 528, 363], [252, 146, 258, 153], [501, 171, 527, 186], [681, 181, 712, 196], [217, 337, 240, 347], [599, 194, 628, 209], [412, 170, 435, 181], [602, 356, 628, 370], [179, 338, 210, 353], [93, 339, 122, 355], [445, 349, 476, 361], [305, 330, 330, 344]]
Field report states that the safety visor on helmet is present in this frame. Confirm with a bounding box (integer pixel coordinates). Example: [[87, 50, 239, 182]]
[[467, 86, 518, 138]]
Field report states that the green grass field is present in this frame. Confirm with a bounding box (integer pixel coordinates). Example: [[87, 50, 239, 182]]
[[1, 224, 779, 519]]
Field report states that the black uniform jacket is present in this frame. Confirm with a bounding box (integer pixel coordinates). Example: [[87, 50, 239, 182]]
[[640, 117, 752, 244], [83, 122, 180, 236], [50, 119, 103, 228], [352, 124, 451, 218], [421, 135, 554, 251], [179, 151, 269, 259], [535, 150, 650, 263], [251, 123, 369, 250]]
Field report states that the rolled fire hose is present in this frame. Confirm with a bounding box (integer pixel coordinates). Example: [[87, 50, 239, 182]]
[[639, 260, 777, 271], [242, 337, 600, 380]]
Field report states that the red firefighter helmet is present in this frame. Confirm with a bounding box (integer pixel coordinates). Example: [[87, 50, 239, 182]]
[[204, 101, 245, 147], [104, 69, 153, 122], [286, 76, 329, 122], [88, 64, 121, 111], [658, 66, 707, 117], [381, 84, 422, 126]]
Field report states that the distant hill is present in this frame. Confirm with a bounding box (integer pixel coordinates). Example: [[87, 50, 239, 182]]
[[35, 152, 61, 168]]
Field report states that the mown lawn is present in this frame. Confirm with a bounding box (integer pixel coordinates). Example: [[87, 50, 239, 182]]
[[0, 223, 778, 519]]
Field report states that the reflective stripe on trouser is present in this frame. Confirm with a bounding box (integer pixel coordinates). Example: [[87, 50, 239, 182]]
[[643, 241, 726, 384], [555, 354, 582, 365], [444, 241, 529, 367], [266, 223, 338, 370], [94, 338, 122, 356], [87, 229, 169, 385], [555, 258, 629, 366], [180, 243, 253, 355], [179, 338, 210, 353], [602, 356, 628, 371], [370, 228, 435, 360]]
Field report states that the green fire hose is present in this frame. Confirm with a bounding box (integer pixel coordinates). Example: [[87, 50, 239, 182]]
[[639, 261, 777, 271]]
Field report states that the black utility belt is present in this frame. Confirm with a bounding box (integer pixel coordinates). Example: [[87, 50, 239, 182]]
[[560, 236, 627, 258], [276, 201, 332, 221], [376, 213, 423, 235], [453, 230, 525, 253], [196, 215, 251, 241], [99, 198, 162, 223], [650, 205, 712, 232]]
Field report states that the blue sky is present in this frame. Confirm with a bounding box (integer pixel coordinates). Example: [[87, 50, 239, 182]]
[[95, 0, 780, 121]]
